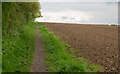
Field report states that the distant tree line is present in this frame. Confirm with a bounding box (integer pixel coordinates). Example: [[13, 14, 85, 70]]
[[2, 2, 42, 35]]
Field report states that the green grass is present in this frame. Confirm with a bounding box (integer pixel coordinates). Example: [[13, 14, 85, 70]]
[[2, 21, 36, 72], [38, 22, 101, 72], [0, 24, 2, 73]]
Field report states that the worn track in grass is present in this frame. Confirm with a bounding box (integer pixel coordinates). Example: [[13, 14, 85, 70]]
[[31, 24, 47, 72], [42, 22, 119, 72]]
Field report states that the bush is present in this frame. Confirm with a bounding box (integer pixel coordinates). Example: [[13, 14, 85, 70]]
[[110, 24, 117, 26]]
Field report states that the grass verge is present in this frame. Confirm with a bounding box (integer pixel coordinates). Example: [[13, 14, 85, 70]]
[[2, 21, 36, 72], [38, 22, 101, 72], [0, 24, 2, 73]]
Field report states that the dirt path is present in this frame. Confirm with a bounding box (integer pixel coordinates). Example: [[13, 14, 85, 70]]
[[42, 22, 119, 72], [31, 24, 47, 72]]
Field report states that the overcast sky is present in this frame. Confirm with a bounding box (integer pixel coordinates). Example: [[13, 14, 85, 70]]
[[38, 0, 119, 2], [35, 1, 118, 24]]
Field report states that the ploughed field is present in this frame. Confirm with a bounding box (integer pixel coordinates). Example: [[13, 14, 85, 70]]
[[41, 22, 118, 72]]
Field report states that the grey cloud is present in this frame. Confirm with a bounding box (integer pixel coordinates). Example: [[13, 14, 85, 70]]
[[61, 16, 75, 20], [70, 17, 75, 20], [61, 16, 68, 20]]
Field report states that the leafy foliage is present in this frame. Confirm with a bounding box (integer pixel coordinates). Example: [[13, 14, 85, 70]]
[[2, 2, 41, 72], [2, 21, 36, 72], [2, 2, 41, 35], [110, 24, 118, 26]]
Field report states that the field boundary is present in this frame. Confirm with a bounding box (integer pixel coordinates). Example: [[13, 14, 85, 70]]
[[38, 22, 101, 72]]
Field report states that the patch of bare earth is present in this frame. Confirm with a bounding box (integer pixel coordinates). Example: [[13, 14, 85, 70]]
[[42, 22, 119, 72], [31, 24, 48, 72]]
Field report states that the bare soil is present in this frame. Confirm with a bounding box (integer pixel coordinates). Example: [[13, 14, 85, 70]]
[[41, 22, 119, 72], [31, 24, 48, 72]]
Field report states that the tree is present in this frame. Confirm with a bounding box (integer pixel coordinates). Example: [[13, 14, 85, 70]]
[[2, 2, 42, 35]]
